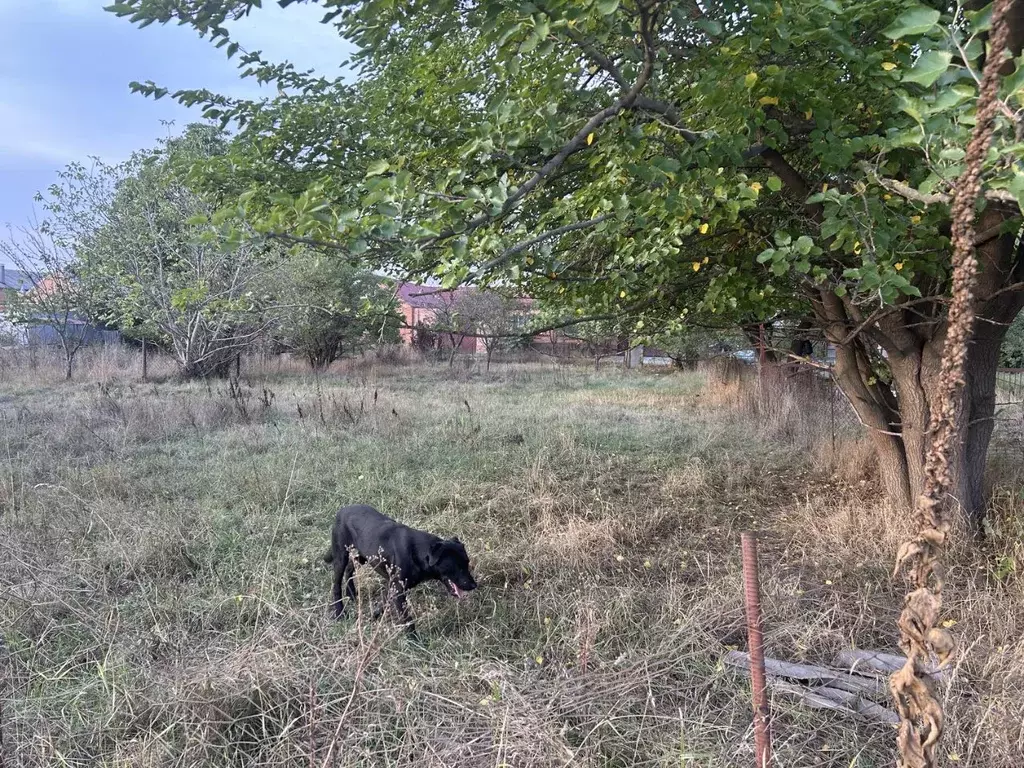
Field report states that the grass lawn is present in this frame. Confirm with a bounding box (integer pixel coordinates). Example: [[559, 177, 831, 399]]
[[1, 352, 1022, 766]]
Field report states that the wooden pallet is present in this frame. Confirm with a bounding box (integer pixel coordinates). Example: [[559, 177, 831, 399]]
[[723, 649, 948, 725]]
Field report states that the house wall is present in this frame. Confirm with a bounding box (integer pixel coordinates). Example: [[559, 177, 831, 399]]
[[26, 324, 120, 346], [399, 303, 417, 343], [397, 303, 479, 353]]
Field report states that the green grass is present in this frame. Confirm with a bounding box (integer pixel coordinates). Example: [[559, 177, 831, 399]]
[[1, 353, 1022, 766]]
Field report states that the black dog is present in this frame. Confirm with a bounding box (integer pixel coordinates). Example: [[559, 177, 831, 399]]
[[323, 504, 477, 630]]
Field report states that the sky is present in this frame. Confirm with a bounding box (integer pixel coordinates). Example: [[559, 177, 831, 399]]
[[0, 0, 354, 246]]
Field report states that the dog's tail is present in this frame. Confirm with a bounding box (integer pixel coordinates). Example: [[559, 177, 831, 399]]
[[322, 548, 334, 564]]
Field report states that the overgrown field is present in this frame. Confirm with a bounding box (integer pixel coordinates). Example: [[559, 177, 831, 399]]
[[1, 351, 1022, 766]]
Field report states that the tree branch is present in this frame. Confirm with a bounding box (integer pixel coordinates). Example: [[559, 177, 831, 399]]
[[874, 175, 1017, 206], [758, 148, 823, 222], [479, 214, 614, 271], [427, 5, 660, 246]]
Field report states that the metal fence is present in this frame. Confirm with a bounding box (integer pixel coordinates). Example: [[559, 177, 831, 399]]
[[703, 357, 863, 451], [713, 360, 1024, 461]]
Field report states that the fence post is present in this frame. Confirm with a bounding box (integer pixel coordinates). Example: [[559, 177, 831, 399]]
[[830, 365, 836, 457], [741, 532, 771, 768]]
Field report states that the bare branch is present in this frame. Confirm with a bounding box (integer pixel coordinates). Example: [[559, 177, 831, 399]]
[[874, 175, 1017, 206]]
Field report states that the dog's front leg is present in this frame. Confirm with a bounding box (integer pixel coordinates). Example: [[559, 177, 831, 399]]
[[371, 578, 405, 622], [393, 590, 416, 634]]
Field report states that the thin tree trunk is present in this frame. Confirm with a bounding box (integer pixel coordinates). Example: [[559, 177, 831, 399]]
[[831, 341, 911, 507]]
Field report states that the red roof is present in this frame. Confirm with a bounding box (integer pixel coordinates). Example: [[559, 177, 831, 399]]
[[395, 282, 475, 309]]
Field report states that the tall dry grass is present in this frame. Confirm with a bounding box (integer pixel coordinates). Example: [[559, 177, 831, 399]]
[[0, 349, 1021, 766]]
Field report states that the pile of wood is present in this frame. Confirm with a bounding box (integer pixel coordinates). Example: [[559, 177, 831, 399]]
[[724, 649, 948, 726]]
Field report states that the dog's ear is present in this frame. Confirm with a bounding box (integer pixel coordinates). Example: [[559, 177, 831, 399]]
[[427, 540, 445, 566], [451, 536, 462, 545]]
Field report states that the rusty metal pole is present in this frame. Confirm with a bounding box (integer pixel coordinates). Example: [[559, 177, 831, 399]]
[[741, 532, 771, 768]]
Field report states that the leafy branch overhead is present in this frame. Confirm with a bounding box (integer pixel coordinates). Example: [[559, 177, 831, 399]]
[[109, 1, 1022, 326], [110, 0, 1024, 530]]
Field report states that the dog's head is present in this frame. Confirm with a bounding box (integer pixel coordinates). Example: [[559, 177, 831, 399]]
[[428, 537, 477, 599]]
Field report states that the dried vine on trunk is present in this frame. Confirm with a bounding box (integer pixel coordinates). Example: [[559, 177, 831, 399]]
[[890, 2, 1014, 766]]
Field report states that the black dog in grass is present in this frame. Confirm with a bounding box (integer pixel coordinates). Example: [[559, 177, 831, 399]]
[[324, 504, 477, 631]]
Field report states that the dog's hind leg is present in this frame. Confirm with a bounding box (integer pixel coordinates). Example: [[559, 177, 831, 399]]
[[343, 552, 358, 604], [331, 549, 351, 618]]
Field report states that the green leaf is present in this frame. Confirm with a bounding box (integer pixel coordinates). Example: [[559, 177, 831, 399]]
[[795, 235, 814, 255], [766, 175, 783, 192], [365, 159, 390, 177], [888, 126, 925, 147], [651, 156, 681, 174], [1008, 170, 1024, 212], [696, 18, 722, 36], [967, 2, 993, 34], [595, 0, 620, 15], [1002, 58, 1024, 99], [774, 231, 791, 247], [519, 30, 541, 53], [756, 248, 776, 264], [902, 50, 953, 87], [882, 5, 941, 39]]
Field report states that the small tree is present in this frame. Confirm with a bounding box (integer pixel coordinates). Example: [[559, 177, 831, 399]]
[[558, 318, 623, 370], [456, 291, 526, 371], [1, 225, 100, 381], [275, 256, 401, 369], [654, 326, 744, 370], [427, 291, 473, 367]]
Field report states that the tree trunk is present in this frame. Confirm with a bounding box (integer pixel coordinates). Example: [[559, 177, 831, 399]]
[[64, 352, 73, 381], [835, 324, 1010, 533], [486, 347, 493, 372], [831, 340, 911, 506]]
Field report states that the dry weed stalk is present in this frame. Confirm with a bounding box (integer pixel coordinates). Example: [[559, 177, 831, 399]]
[[890, 3, 1013, 766]]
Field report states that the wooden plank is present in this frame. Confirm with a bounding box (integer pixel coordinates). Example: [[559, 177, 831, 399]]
[[723, 651, 900, 726], [833, 649, 948, 683], [769, 680, 899, 725], [723, 651, 885, 698]]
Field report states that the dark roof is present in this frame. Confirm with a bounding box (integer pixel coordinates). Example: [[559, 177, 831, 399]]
[[0, 266, 37, 291], [396, 282, 474, 309]]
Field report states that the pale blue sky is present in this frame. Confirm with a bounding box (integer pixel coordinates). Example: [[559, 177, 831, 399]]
[[0, 0, 353, 235]]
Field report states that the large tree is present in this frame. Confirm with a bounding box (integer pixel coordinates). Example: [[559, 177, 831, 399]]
[[79, 125, 277, 378], [113, 0, 1024, 530]]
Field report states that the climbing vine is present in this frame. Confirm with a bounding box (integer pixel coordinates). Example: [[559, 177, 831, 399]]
[[890, 1, 1015, 766]]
